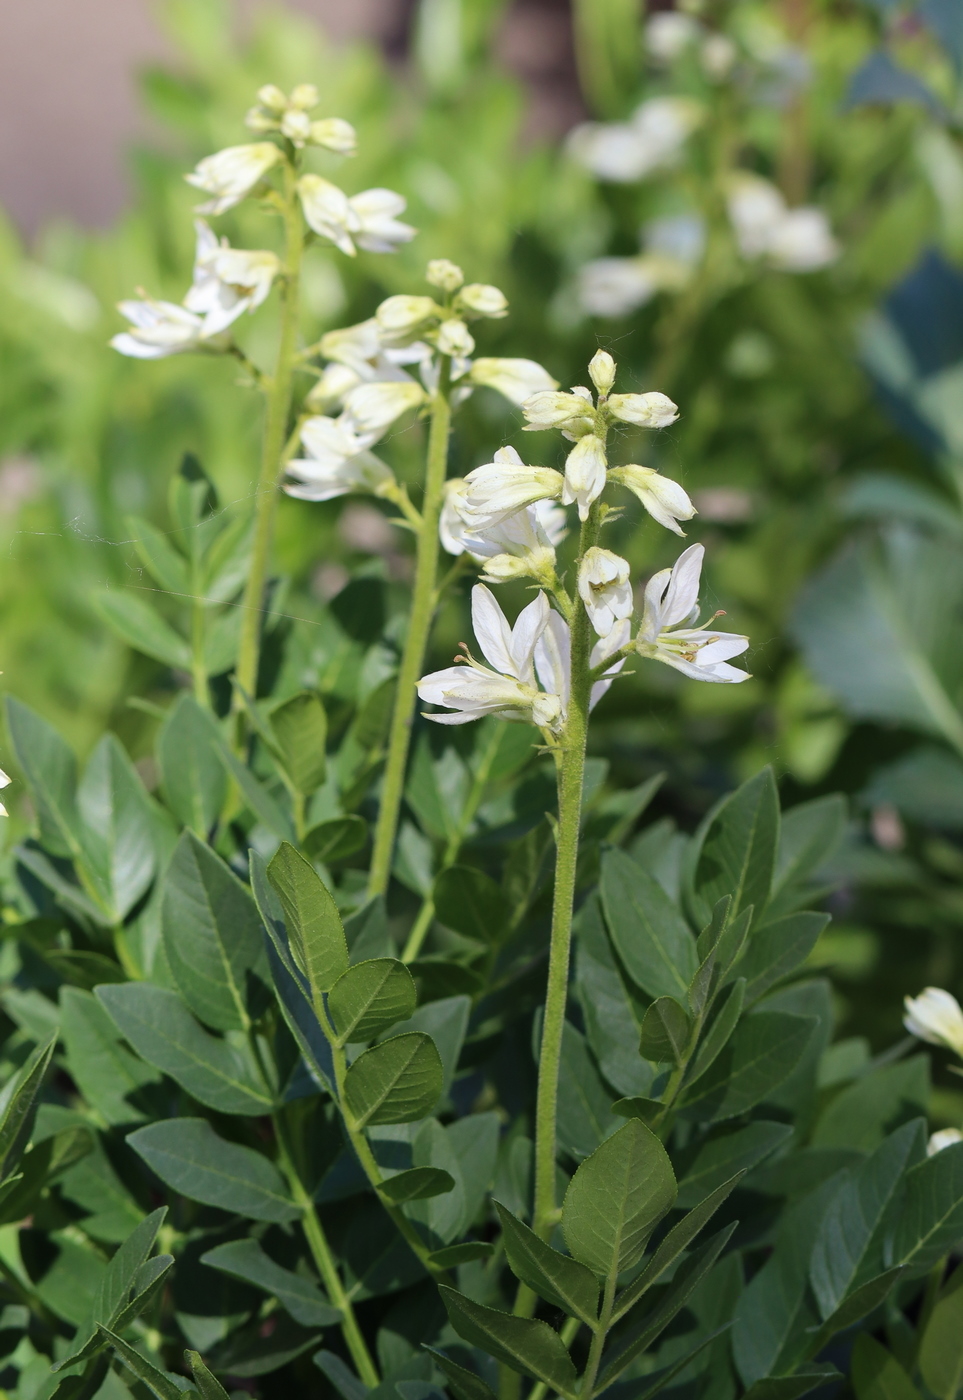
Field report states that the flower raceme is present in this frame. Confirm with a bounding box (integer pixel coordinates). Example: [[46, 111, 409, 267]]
[[904, 987, 963, 1058], [417, 586, 563, 730], [636, 543, 750, 683]]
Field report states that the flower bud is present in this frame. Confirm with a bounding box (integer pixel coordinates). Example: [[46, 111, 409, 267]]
[[578, 547, 633, 636], [281, 108, 313, 145], [342, 380, 428, 438], [305, 362, 362, 413], [426, 259, 465, 292], [928, 1129, 963, 1156], [562, 434, 608, 521], [456, 283, 509, 319], [257, 84, 288, 113], [245, 106, 279, 133], [436, 318, 475, 357], [588, 349, 617, 395], [523, 390, 598, 430], [375, 294, 441, 343], [469, 357, 558, 406], [289, 83, 320, 110], [608, 464, 695, 535], [310, 118, 357, 155], [607, 391, 679, 428], [905, 988, 963, 1057]]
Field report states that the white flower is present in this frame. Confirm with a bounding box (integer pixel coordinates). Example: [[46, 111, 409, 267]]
[[588, 351, 616, 396], [523, 389, 597, 434], [577, 258, 661, 318], [456, 284, 509, 319], [645, 11, 700, 61], [607, 392, 679, 428], [309, 118, 358, 155], [290, 83, 319, 109], [183, 221, 279, 336], [426, 259, 465, 292], [534, 611, 630, 717], [608, 465, 695, 535], [563, 434, 608, 521], [928, 1129, 963, 1156], [298, 177, 416, 258], [727, 174, 838, 272], [340, 380, 427, 438], [281, 108, 313, 145], [568, 97, 702, 184], [284, 416, 394, 502], [375, 294, 441, 344], [636, 543, 750, 683], [904, 988, 963, 1056], [0, 767, 10, 818], [185, 143, 281, 215], [306, 362, 364, 413], [418, 586, 562, 729], [460, 446, 564, 529], [579, 548, 633, 636], [644, 214, 706, 266], [440, 480, 565, 568], [468, 358, 559, 405], [701, 34, 738, 80], [111, 298, 207, 359], [436, 318, 475, 358]]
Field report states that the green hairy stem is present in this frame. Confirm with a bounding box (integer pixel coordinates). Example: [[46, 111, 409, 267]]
[[368, 355, 454, 897]]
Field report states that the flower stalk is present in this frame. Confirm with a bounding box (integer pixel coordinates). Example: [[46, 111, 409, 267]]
[[368, 355, 453, 897]]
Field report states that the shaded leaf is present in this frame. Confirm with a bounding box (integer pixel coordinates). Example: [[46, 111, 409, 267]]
[[601, 849, 697, 1000], [496, 1201, 599, 1323], [127, 1117, 299, 1222], [440, 1287, 578, 1394]]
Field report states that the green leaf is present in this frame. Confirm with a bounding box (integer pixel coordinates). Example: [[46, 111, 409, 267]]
[[440, 1287, 578, 1395], [429, 1242, 495, 1266], [5, 696, 81, 859], [0, 1126, 93, 1225], [162, 830, 268, 1031], [383, 995, 469, 1094], [269, 691, 327, 794], [894, 1142, 963, 1271], [852, 1335, 923, 1400], [768, 795, 846, 918], [562, 1119, 677, 1278], [304, 816, 369, 865], [812, 1268, 904, 1349], [60, 987, 161, 1125], [425, 1348, 497, 1400], [575, 893, 651, 1099], [201, 1237, 340, 1327], [127, 1117, 299, 1222], [343, 1032, 443, 1127], [0, 1034, 55, 1180], [601, 848, 697, 1000], [96, 983, 274, 1115], [744, 1365, 843, 1400], [94, 591, 191, 668], [921, 1271, 963, 1400], [810, 1119, 924, 1318], [267, 841, 348, 999], [741, 914, 829, 1005], [96, 1325, 184, 1400], [434, 866, 513, 943], [495, 1201, 599, 1324], [687, 768, 779, 930], [598, 1224, 737, 1390], [686, 979, 746, 1086], [557, 1021, 622, 1160], [327, 958, 417, 1045], [379, 1166, 456, 1203], [639, 997, 689, 1064], [76, 735, 156, 921], [612, 1172, 745, 1323], [216, 740, 295, 841], [126, 514, 190, 595], [203, 608, 241, 676], [157, 694, 227, 834], [187, 1349, 232, 1400], [813, 1056, 929, 1151], [676, 1121, 792, 1208], [681, 1012, 817, 1122]]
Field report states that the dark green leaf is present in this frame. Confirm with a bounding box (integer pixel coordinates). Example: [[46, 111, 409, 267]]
[[495, 1201, 599, 1323], [741, 914, 829, 1005], [315, 1349, 371, 1400], [676, 1121, 792, 1208], [743, 1365, 843, 1400], [216, 739, 295, 841], [813, 1057, 929, 1151], [562, 1119, 676, 1278], [681, 1012, 816, 1122], [812, 1269, 904, 1349], [851, 1335, 922, 1400], [0, 1033, 55, 1180], [157, 695, 227, 835], [894, 1142, 963, 1271], [77, 735, 156, 921], [162, 830, 267, 1031], [639, 997, 689, 1064], [440, 1286, 578, 1395], [187, 1349, 232, 1400], [201, 1237, 340, 1327], [96, 1325, 184, 1400], [60, 987, 162, 1125], [688, 769, 779, 929], [383, 995, 469, 1093], [425, 1348, 497, 1400], [575, 894, 651, 1099], [344, 1032, 443, 1126], [434, 866, 513, 943], [127, 514, 189, 594], [920, 1270, 963, 1400], [305, 816, 368, 864], [270, 691, 327, 794], [327, 958, 417, 1045], [601, 848, 697, 1000], [5, 697, 81, 859], [611, 1097, 664, 1126], [268, 841, 349, 998], [686, 979, 746, 1086], [126, 1117, 299, 1221], [557, 1021, 622, 1160], [379, 1166, 455, 1203], [96, 982, 273, 1115], [94, 591, 191, 669], [429, 1242, 495, 1266]]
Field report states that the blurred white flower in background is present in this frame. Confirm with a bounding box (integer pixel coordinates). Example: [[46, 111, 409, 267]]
[[568, 97, 703, 184], [727, 174, 838, 271], [111, 298, 209, 359], [284, 416, 394, 502], [928, 1129, 963, 1156], [645, 12, 701, 62], [577, 214, 705, 318]]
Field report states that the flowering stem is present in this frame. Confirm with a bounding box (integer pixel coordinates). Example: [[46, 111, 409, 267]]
[[532, 504, 600, 1243], [367, 356, 453, 898], [232, 158, 303, 732]]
